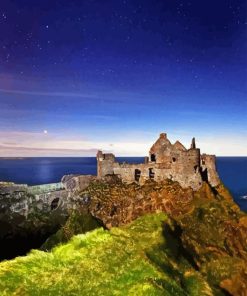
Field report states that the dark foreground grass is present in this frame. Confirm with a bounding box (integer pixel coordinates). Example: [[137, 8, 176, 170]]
[[0, 213, 212, 296]]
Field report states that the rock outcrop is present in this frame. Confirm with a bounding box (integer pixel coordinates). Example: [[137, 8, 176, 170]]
[[165, 193, 247, 295], [75, 176, 246, 295], [0, 182, 72, 259], [77, 176, 231, 228], [36, 171, 247, 296], [79, 177, 193, 228]]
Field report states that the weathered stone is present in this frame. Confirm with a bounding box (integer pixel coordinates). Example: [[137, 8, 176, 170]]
[[97, 132, 220, 191], [0, 182, 76, 259], [62, 175, 97, 192]]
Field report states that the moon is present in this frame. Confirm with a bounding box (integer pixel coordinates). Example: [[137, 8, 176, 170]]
[[43, 130, 48, 134]]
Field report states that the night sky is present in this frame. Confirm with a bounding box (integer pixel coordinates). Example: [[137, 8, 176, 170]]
[[0, 0, 246, 156]]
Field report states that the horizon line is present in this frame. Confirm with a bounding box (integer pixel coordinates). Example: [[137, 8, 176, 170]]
[[0, 155, 246, 158]]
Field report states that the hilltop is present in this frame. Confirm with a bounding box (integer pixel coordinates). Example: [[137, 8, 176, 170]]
[[0, 133, 246, 295]]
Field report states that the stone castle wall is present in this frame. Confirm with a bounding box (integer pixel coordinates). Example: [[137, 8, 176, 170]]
[[28, 182, 64, 195], [201, 154, 220, 187], [97, 133, 220, 190], [97, 151, 115, 177]]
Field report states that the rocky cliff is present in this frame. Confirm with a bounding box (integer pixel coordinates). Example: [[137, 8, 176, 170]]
[[1, 172, 246, 295], [39, 175, 247, 295], [0, 182, 73, 259], [0, 173, 246, 295]]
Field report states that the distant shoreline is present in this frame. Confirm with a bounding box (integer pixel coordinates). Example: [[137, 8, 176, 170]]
[[0, 157, 25, 160]]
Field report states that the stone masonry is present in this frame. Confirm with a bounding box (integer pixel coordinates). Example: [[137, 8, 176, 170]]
[[97, 133, 220, 190]]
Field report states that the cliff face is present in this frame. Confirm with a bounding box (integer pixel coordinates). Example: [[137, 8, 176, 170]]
[[74, 177, 246, 295], [0, 183, 72, 259], [0, 174, 246, 295], [165, 195, 247, 295], [78, 177, 230, 228], [79, 178, 193, 228], [0, 213, 216, 296]]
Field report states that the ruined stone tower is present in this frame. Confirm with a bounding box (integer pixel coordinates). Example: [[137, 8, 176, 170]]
[[97, 133, 220, 190]]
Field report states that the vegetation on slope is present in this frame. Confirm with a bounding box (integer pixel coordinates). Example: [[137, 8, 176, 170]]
[[0, 179, 245, 295], [0, 213, 212, 296], [167, 198, 247, 295], [41, 208, 102, 251]]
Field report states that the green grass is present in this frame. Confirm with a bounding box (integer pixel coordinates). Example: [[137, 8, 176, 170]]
[[0, 213, 212, 296], [41, 209, 101, 251]]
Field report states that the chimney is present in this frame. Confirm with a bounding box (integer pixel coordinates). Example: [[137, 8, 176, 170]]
[[190, 137, 196, 149]]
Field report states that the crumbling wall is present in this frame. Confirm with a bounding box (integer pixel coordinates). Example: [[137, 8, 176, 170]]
[[113, 163, 152, 184], [201, 154, 220, 187], [96, 133, 220, 191], [97, 151, 115, 178], [62, 175, 96, 193], [28, 183, 64, 195], [149, 133, 173, 164], [167, 147, 203, 190]]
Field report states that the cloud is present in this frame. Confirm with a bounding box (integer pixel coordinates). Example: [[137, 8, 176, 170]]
[[0, 131, 150, 156], [197, 135, 247, 156], [1, 142, 18, 146], [0, 88, 97, 98], [0, 87, 124, 104], [0, 145, 99, 157], [0, 130, 246, 157]]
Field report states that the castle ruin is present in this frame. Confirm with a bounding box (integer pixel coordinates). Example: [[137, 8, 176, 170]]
[[97, 133, 220, 190]]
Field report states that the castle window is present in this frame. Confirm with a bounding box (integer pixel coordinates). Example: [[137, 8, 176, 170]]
[[201, 168, 208, 182], [172, 157, 176, 162], [149, 168, 155, 179], [50, 197, 60, 211], [194, 165, 198, 173], [150, 154, 156, 162], [134, 169, 141, 182]]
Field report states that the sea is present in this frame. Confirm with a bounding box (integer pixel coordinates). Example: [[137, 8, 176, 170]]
[[0, 157, 246, 211]]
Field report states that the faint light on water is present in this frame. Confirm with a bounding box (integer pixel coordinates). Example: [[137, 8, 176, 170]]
[[37, 160, 52, 184]]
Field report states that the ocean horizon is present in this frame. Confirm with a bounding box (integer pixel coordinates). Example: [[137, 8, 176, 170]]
[[0, 156, 246, 211]]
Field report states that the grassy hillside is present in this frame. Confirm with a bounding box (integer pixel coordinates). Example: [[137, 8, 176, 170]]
[[0, 213, 212, 296]]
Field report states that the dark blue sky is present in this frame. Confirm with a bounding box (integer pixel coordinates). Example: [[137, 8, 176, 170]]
[[0, 0, 246, 156]]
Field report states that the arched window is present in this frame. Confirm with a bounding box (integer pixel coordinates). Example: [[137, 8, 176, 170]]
[[50, 197, 60, 211], [150, 154, 156, 162]]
